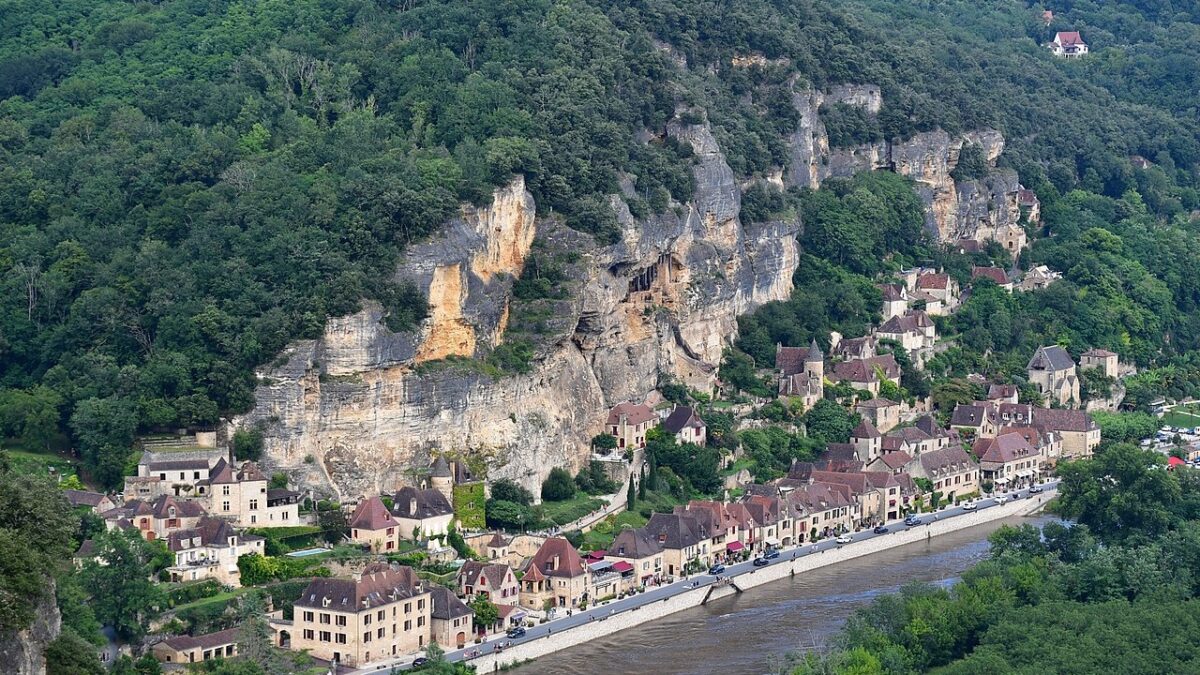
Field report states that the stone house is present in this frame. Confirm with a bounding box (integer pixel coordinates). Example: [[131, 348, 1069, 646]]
[[851, 419, 883, 462], [102, 494, 206, 541], [605, 402, 657, 450], [290, 564, 431, 666], [428, 586, 474, 649], [391, 487, 455, 545], [348, 496, 399, 553], [152, 628, 238, 665], [741, 494, 789, 549], [880, 284, 908, 320], [972, 432, 1043, 490], [999, 425, 1063, 469], [1027, 345, 1080, 408], [643, 512, 707, 578], [950, 403, 999, 440], [607, 527, 665, 585], [1029, 408, 1100, 460], [1018, 188, 1041, 224], [915, 272, 959, 309], [911, 447, 979, 503], [776, 341, 824, 409], [679, 501, 739, 561], [786, 482, 855, 541], [1050, 31, 1088, 58], [519, 537, 591, 610], [165, 516, 265, 586], [834, 334, 878, 361], [987, 384, 1019, 404], [1080, 348, 1120, 379], [863, 471, 903, 522], [663, 405, 706, 446], [855, 398, 901, 433], [867, 450, 914, 476], [830, 360, 882, 396], [202, 458, 300, 528], [810, 470, 876, 526], [457, 561, 519, 606], [64, 490, 115, 514], [874, 310, 936, 367], [1017, 265, 1061, 291]]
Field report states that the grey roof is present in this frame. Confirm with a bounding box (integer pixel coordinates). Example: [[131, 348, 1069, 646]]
[[147, 458, 211, 472], [64, 490, 109, 508], [918, 447, 975, 478], [609, 527, 664, 559], [950, 404, 994, 427], [663, 406, 704, 434], [431, 456, 452, 478], [295, 564, 422, 610], [1028, 345, 1075, 372], [429, 586, 474, 621], [392, 487, 454, 519], [644, 512, 704, 550]]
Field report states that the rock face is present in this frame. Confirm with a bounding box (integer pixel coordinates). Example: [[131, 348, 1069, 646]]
[[787, 85, 1023, 245], [237, 126, 800, 498], [0, 582, 61, 675]]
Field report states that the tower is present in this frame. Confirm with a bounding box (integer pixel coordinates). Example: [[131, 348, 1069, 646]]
[[430, 456, 453, 503], [805, 338, 824, 383]]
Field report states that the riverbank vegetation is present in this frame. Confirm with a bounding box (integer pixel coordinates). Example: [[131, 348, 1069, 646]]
[[780, 443, 1200, 674]]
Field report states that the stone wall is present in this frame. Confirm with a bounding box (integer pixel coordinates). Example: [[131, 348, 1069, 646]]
[[0, 581, 61, 675]]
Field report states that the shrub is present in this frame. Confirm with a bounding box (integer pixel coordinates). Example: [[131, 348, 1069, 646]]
[[541, 467, 576, 501]]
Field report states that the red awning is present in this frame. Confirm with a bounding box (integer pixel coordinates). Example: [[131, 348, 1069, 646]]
[[726, 541, 744, 552], [611, 561, 634, 573], [1169, 456, 1186, 469]]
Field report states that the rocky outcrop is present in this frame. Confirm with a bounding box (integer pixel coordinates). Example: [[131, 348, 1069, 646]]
[[0, 582, 61, 675], [787, 85, 1023, 245], [238, 125, 799, 498]]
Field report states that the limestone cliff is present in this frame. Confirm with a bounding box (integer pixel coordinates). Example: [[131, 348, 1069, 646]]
[[238, 126, 799, 498], [0, 582, 60, 675], [788, 85, 1023, 245]]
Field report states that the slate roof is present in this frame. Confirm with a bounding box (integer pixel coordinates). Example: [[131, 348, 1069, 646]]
[[392, 487, 454, 520], [987, 384, 1018, 400], [663, 406, 704, 434], [852, 419, 881, 439], [609, 527, 664, 559], [295, 564, 422, 611], [166, 516, 244, 552], [147, 458, 211, 472], [877, 310, 933, 335], [887, 426, 932, 443], [914, 415, 951, 438], [606, 402, 656, 426], [1081, 348, 1117, 358], [857, 398, 898, 409], [429, 585, 474, 621], [810, 470, 868, 496], [879, 451, 913, 471], [349, 496, 397, 531], [918, 447, 976, 478], [835, 335, 877, 360], [431, 456, 452, 478], [644, 513, 704, 550], [1027, 346, 1075, 372], [879, 284, 906, 301], [950, 404, 995, 428], [741, 494, 782, 526], [105, 495, 206, 522]]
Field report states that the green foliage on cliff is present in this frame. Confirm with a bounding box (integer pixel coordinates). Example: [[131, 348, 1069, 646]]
[[452, 483, 486, 531]]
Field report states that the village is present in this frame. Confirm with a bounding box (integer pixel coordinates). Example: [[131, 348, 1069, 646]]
[[60, 239, 1158, 673]]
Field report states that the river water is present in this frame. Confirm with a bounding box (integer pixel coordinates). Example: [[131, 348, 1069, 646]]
[[512, 513, 1056, 675]]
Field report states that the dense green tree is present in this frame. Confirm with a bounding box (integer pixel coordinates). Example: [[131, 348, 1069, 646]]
[[490, 479, 533, 507], [541, 467, 576, 502], [804, 400, 857, 445], [81, 529, 164, 641]]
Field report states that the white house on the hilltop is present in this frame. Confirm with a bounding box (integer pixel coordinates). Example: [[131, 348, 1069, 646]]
[[1049, 31, 1088, 58]]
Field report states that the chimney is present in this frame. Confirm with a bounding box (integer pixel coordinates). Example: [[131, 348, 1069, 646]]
[[410, 498, 417, 514]]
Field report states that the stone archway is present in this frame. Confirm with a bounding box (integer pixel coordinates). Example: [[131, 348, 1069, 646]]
[[277, 629, 290, 648]]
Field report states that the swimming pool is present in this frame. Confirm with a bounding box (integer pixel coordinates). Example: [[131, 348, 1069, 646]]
[[286, 548, 327, 558]]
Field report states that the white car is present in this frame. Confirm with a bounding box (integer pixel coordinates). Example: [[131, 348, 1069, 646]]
[[961, 502, 978, 510], [994, 495, 1009, 505], [835, 534, 853, 544]]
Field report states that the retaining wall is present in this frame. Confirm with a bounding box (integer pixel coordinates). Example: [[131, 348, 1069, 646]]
[[469, 493, 1053, 672]]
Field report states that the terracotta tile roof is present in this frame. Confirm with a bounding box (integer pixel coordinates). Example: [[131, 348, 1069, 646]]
[[972, 432, 1038, 464], [856, 398, 898, 409], [972, 266, 1009, 285], [852, 419, 881, 439], [1032, 408, 1098, 433], [1056, 31, 1084, 45], [529, 537, 589, 579], [349, 496, 397, 531], [987, 384, 1018, 400], [606, 402, 656, 427], [916, 273, 950, 290], [64, 490, 109, 508], [775, 340, 823, 376], [879, 451, 913, 471], [832, 360, 876, 384]]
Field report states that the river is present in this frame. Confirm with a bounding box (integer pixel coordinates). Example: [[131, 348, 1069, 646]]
[[511, 513, 1057, 675]]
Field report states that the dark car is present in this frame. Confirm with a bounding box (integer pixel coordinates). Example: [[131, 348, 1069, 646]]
[[708, 563, 726, 575], [764, 549, 780, 559], [904, 516, 922, 526], [506, 626, 526, 639], [411, 657, 429, 668], [752, 557, 769, 567], [873, 525, 889, 534]]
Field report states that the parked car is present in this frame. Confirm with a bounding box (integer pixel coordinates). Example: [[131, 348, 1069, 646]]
[[764, 549, 780, 559], [995, 495, 1009, 505], [752, 557, 769, 567], [873, 525, 889, 534], [904, 515, 922, 526], [411, 657, 429, 668], [835, 534, 853, 544], [962, 502, 978, 510], [708, 563, 726, 575], [506, 626, 526, 639], [1029, 485, 1043, 494]]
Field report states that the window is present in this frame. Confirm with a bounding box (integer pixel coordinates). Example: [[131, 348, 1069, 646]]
[[364, 614, 371, 626], [418, 599, 425, 610], [404, 603, 411, 614], [303, 611, 314, 622], [222, 501, 230, 512], [335, 615, 346, 627], [404, 620, 412, 631], [319, 631, 331, 642], [417, 616, 425, 627], [377, 610, 384, 621], [222, 486, 230, 496], [335, 633, 347, 644], [377, 627, 384, 638], [303, 630, 314, 640], [320, 614, 331, 625], [363, 632, 371, 643], [249, 500, 258, 510], [193, 471, 200, 480]]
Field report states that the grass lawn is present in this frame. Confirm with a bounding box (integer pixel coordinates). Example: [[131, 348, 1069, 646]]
[[1162, 404, 1200, 429], [722, 457, 754, 477], [538, 494, 605, 527], [581, 511, 648, 551], [2, 443, 80, 480], [171, 588, 247, 613]]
